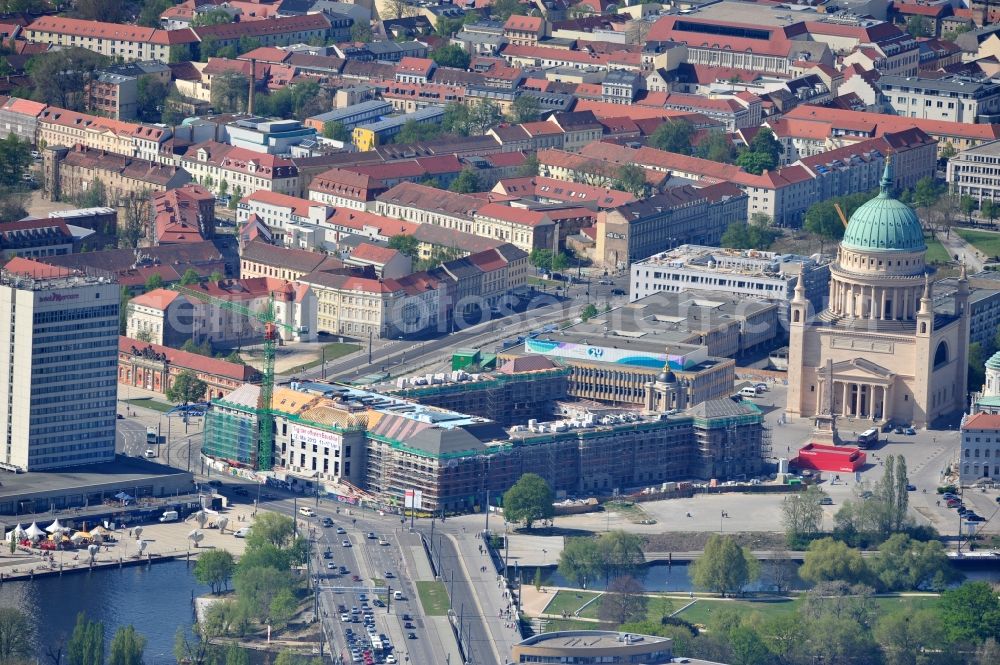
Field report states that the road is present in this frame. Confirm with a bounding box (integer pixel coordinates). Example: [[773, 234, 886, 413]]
[[936, 229, 985, 272]]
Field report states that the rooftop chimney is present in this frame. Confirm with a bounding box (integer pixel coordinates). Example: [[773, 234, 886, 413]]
[[248, 59, 256, 115]]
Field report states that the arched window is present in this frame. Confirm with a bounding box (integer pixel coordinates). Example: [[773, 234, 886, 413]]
[[793, 309, 801, 323], [934, 341, 949, 369]]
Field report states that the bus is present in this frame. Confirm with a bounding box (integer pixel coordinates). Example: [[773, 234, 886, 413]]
[[146, 427, 159, 445], [857, 428, 879, 449]]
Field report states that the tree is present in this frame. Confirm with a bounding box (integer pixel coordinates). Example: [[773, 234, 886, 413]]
[[144, 274, 164, 291], [209, 271, 224, 283], [720, 221, 778, 250], [119, 286, 131, 335], [192, 8, 233, 27], [232, 565, 296, 622], [26, 49, 109, 110], [982, 199, 997, 224], [870, 534, 955, 592], [73, 0, 126, 22], [442, 102, 471, 136], [728, 626, 771, 665], [518, 153, 540, 177], [268, 588, 298, 629], [394, 120, 443, 144], [246, 511, 296, 550], [551, 252, 569, 272], [875, 454, 909, 533], [939, 142, 958, 160], [211, 73, 249, 114], [975, 639, 1000, 665], [109, 626, 145, 665], [596, 530, 646, 584], [530, 248, 553, 272], [597, 575, 648, 625], [467, 99, 502, 135], [694, 131, 738, 163], [913, 176, 946, 209], [875, 608, 946, 665], [961, 194, 977, 224], [581, 304, 598, 321], [431, 44, 471, 69], [490, 0, 528, 21], [136, 75, 169, 124], [737, 128, 782, 175], [781, 486, 825, 546], [502, 472, 554, 529], [689, 535, 759, 596], [350, 21, 373, 42], [649, 120, 694, 155], [533, 567, 542, 591], [614, 163, 648, 198], [0, 133, 31, 189], [449, 167, 482, 194], [385, 0, 419, 19], [0, 608, 32, 665], [224, 644, 249, 665], [388, 234, 420, 258], [120, 190, 152, 249], [138, 0, 174, 27], [322, 121, 351, 142], [799, 537, 868, 585], [67, 613, 104, 665], [510, 94, 541, 123], [906, 15, 931, 38], [76, 179, 107, 209], [558, 537, 603, 588], [938, 582, 1000, 644], [194, 549, 236, 594], [166, 370, 208, 404], [179, 268, 201, 286]]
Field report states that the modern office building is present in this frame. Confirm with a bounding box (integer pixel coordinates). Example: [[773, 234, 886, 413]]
[[510, 631, 673, 664], [0, 258, 119, 471], [947, 138, 1000, 202], [879, 75, 1000, 124], [630, 245, 831, 322]]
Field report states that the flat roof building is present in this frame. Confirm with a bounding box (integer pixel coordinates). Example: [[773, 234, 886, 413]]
[[510, 630, 672, 664], [0, 258, 119, 471]]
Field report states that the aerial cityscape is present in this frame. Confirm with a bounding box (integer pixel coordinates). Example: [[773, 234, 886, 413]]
[[2, 0, 1000, 664]]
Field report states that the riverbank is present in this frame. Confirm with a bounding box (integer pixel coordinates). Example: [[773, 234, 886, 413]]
[[0, 510, 253, 582]]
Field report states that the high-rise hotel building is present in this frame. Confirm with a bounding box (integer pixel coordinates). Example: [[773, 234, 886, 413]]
[[0, 258, 119, 470]]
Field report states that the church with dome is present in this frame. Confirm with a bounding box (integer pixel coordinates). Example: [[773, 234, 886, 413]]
[[786, 161, 970, 429]]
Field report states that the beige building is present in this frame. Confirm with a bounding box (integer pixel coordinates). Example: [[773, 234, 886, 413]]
[[24, 16, 195, 63], [37, 106, 171, 164], [787, 163, 970, 429], [947, 139, 1000, 202], [180, 142, 301, 198], [43, 144, 191, 206]]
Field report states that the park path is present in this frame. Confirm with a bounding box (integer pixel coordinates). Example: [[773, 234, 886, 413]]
[[936, 229, 986, 272]]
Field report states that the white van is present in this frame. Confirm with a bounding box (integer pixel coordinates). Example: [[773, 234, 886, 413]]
[[299, 507, 315, 517], [393, 590, 404, 600], [739, 386, 759, 398], [160, 510, 179, 522]]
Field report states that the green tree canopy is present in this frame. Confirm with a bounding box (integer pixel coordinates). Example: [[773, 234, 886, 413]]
[[67, 612, 105, 665], [518, 153, 540, 177], [502, 472, 554, 529], [388, 234, 420, 258], [431, 43, 471, 69], [720, 221, 779, 250], [938, 582, 1000, 644], [799, 537, 869, 585], [138, 0, 174, 27], [179, 268, 201, 286], [109, 625, 146, 665], [689, 534, 759, 596], [781, 486, 825, 546], [694, 131, 738, 163], [166, 370, 208, 404], [0, 133, 31, 189], [649, 120, 694, 155], [597, 575, 648, 625], [869, 533, 955, 591], [394, 119, 443, 144], [246, 512, 296, 550], [323, 121, 352, 142], [614, 163, 649, 198], [449, 167, 482, 193], [194, 549, 237, 594], [0, 607, 32, 665], [558, 536, 603, 588], [510, 94, 541, 123], [490, 0, 528, 21], [26, 48, 109, 110], [144, 273, 164, 291], [467, 99, 502, 135]]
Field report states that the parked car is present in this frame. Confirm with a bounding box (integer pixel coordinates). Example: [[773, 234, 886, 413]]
[[321, 517, 334, 527], [407, 633, 417, 640], [233, 527, 251, 538], [906, 484, 916, 491], [342, 539, 351, 547], [904, 427, 916, 436], [820, 496, 834, 505], [893, 427, 904, 435]]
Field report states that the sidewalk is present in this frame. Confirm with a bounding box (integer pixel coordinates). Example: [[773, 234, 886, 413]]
[[935, 229, 985, 272], [447, 532, 523, 663]]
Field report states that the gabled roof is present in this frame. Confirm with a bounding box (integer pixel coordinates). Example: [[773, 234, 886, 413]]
[[192, 13, 330, 41], [963, 412, 1000, 430], [129, 288, 183, 310], [351, 242, 402, 265], [2, 256, 76, 279], [377, 182, 484, 219], [242, 240, 343, 273], [119, 337, 257, 382], [504, 15, 544, 33]]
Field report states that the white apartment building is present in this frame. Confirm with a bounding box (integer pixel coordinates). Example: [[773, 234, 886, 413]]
[[237, 190, 334, 247], [630, 245, 831, 319], [880, 76, 1000, 124], [947, 139, 1000, 202], [0, 258, 119, 471], [24, 16, 194, 63]]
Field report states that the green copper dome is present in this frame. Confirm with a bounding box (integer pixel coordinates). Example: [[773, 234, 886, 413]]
[[841, 161, 925, 253], [987, 351, 1000, 371]]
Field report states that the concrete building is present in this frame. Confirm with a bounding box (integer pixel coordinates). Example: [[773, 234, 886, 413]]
[[595, 184, 747, 271], [0, 258, 119, 471], [959, 411, 1000, 486], [630, 245, 831, 323], [510, 631, 672, 665], [787, 163, 970, 428], [24, 16, 196, 63], [225, 118, 317, 155], [43, 145, 191, 207], [0, 219, 77, 260], [304, 100, 393, 132], [352, 106, 444, 151], [880, 75, 1000, 124], [0, 98, 46, 144], [947, 139, 1000, 202], [87, 61, 171, 121]]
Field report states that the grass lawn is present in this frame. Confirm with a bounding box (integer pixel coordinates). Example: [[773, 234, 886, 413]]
[[674, 594, 938, 626], [540, 618, 613, 633], [924, 236, 953, 265], [956, 228, 1000, 258], [415, 580, 450, 616], [124, 397, 174, 413], [284, 342, 360, 374], [577, 594, 675, 621], [603, 501, 655, 525], [543, 590, 601, 617]]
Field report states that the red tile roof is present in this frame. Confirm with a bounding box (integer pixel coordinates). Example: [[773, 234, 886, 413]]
[[192, 13, 330, 41], [27, 16, 196, 45], [783, 105, 1000, 141], [475, 203, 551, 227], [2, 256, 76, 279], [351, 242, 402, 265], [243, 190, 319, 217], [129, 287, 183, 310], [963, 412, 1000, 430], [504, 15, 544, 33], [119, 337, 256, 381], [2, 97, 45, 117]]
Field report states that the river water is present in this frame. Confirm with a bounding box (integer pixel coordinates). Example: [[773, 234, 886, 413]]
[[0, 560, 206, 664]]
